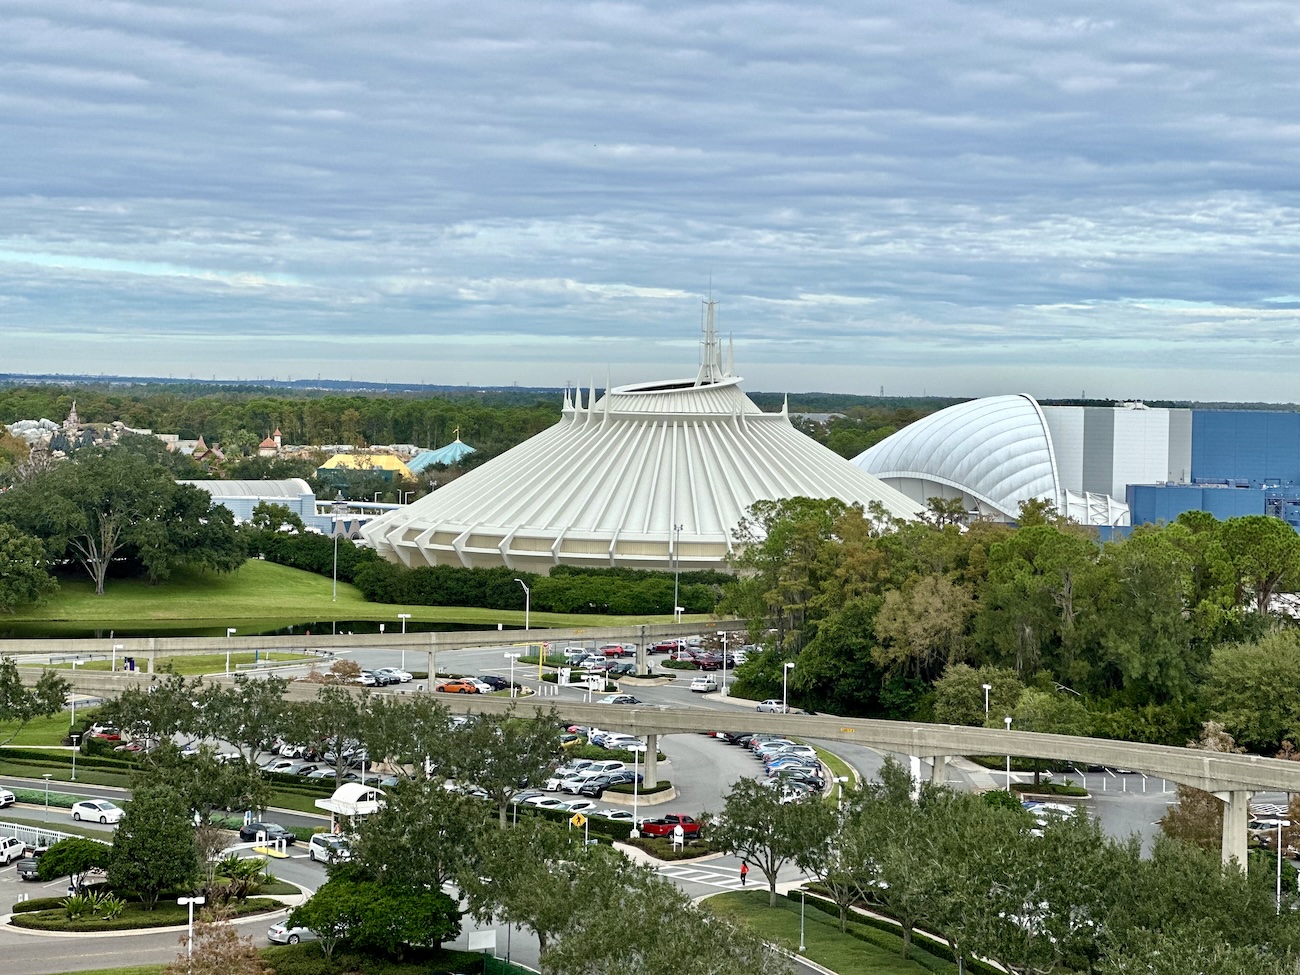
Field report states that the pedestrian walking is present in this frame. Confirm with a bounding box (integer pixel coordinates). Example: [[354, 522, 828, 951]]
[[740, 861, 749, 887]]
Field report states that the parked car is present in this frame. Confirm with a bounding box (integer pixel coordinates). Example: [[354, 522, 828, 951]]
[[239, 821, 297, 845], [756, 699, 789, 713], [267, 922, 318, 945], [600, 643, 633, 657], [375, 667, 412, 683], [594, 808, 636, 822], [476, 674, 510, 691], [609, 662, 637, 677], [0, 789, 14, 808], [353, 672, 378, 686], [639, 814, 701, 838], [596, 694, 642, 705], [436, 679, 480, 694], [650, 640, 683, 654], [601, 735, 647, 753], [259, 758, 298, 774], [558, 798, 598, 813], [88, 726, 121, 741], [308, 832, 352, 864], [466, 678, 495, 694], [520, 795, 567, 810], [689, 675, 718, 693], [576, 775, 618, 798], [71, 800, 124, 824], [0, 836, 24, 865], [16, 855, 41, 880]]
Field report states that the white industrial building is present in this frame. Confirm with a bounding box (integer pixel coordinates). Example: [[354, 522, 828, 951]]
[[361, 305, 922, 573], [852, 395, 1191, 526]]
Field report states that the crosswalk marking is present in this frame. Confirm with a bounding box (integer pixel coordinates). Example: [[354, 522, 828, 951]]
[[656, 864, 746, 890]]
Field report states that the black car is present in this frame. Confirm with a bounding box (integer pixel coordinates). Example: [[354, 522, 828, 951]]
[[239, 821, 296, 845], [365, 670, 400, 687], [578, 774, 618, 798], [477, 675, 510, 691]]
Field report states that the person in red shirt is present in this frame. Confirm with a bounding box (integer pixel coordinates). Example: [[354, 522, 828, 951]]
[[740, 861, 749, 886]]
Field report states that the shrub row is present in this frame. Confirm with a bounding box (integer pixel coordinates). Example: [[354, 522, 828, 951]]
[[607, 780, 672, 796], [263, 942, 488, 975], [351, 561, 722, 615], [624, 836, 712, 860], [3, 745, 133, 771], [10, 897, 278, 931]]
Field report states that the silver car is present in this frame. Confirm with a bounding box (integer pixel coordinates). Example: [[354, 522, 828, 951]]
[[267, 921, 317, 945]]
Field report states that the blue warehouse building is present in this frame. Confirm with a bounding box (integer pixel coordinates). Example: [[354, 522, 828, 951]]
[[1127, 410, 1300, 531]]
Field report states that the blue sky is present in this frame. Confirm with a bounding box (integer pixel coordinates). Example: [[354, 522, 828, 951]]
[[4, 1, 1300, 400]]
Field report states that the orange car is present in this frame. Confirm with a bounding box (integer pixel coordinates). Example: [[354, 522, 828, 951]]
[[436, 679, 479, 694]]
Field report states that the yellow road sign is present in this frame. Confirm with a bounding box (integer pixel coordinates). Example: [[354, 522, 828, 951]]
[[570, 812, 587, 828]]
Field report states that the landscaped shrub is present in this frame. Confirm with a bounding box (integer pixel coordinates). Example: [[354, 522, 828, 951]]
[[262, 943, 487, 975], [10, 896, 277, 931], [606, 780, 671, 796], [624, 836, 712, 860]]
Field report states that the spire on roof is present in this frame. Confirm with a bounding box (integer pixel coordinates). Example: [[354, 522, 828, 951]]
[[694, 299, 728, 387]]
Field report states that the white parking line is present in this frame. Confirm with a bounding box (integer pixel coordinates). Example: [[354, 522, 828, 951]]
[[656, 865, 745, 890]]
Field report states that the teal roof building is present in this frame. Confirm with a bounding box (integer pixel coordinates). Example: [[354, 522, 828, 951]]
[[408, 438, 475, 474]]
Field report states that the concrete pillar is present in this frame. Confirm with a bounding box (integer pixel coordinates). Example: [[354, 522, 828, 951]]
[[644, 734, 659, 788], [1220, 790, 1252, 869], [931, 755, 948, 786], [426, 650, 437, 689], [147, 650, 155, 675], [908, 755, 922, 799]]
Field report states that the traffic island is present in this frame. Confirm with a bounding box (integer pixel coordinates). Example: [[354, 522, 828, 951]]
[[8, 895, 280, 932]]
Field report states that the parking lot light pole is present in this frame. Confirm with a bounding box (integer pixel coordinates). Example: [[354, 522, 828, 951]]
[[783, 661, 795, 714], [800, 889, 806, 952], [112, 643, 123, 672], [721, 631, 728, 697], [514, 578, 530, 631], [42, 773, 51, 821], [71, 734, 80, 782], [398, 613, 411, 669], [672, 523, 683, 622], [982, 682, 992, 720], [1004, 716, 1013, 792], [178, 895, 206, 961], [225, 628, 236, 674], [632, 747, 640, 835], [1279, 819, 1292, 915], [505, 652, 521, 698]]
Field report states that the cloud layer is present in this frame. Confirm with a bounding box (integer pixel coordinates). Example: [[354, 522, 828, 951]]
[[4, 1, 1300, 400]]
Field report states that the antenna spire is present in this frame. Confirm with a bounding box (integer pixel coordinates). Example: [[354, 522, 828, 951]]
[[695, 298, 726, 386]]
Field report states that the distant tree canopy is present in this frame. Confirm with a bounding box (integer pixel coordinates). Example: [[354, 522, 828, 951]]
[[725, 500, 1300, 749]]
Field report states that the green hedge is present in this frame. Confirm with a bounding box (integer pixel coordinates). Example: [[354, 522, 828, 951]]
[[11, 896, 65, 914], [263, 942, 488, 975], [12, 787, 85, 809], [625, 836, 712, 860], [10, 897, 278, 932], [515, 804, 636, 842], [2, 746, 134, 771], [606, 780, 671, 796]]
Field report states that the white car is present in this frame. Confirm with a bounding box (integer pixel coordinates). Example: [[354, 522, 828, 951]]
[[308, 832, 352, 864], [689, 675, 718, 693], [0, 836, 23, 865], [756, 699, 789, 713], [520, 795, 567, 810], [71, 799, 124, 824], [376, 667, 413, 683], [558, 798, 598, 813], [594, 808, 636, 823], [0, 789, 15, 808], [267, 922, 318, 945]]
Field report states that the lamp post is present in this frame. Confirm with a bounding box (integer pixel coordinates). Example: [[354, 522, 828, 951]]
[[1004, 716, 1013, 792], [672, 523, 683, 622], [505, 652, 521, 698], [178, 895, 206, 960], [42, 773, 51, 821], [112, 643, 123, 672], [225, 628, 236, 675], [1279, 819, 1292, 915], [835, 774, 849, 809], [70, 660, 82, 726], [721, 631, 729, 697], [982, 682, 992, 720], [514, 578, 530, 630], [71, 734, 80, 782], [782, 661, 795, 714], [332, 494, 347, 602], [799, 889, 806, 952], [632, 746, 640, 836], [398, 613, 411, 670]]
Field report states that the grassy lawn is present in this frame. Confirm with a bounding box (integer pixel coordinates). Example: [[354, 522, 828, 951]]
[[0, 712, 81, 747], [811, 743, 857, 803], [0, 812, 115, 840], [5, 560, 704, 630], [705, 890, 957, 975], [45, 969, 164, 975]]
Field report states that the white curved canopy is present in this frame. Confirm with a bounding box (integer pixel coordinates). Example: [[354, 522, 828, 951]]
[[853, 394, 1129, 526], [362, 305, 922, 573]]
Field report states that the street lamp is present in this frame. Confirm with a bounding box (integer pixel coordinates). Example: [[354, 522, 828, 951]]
[[721, 631, 729, 697], [782, 661, 795, 714], [70, 660, 83, 726], [514, 578, 530, 631], [178, 895, 206, 959], [672, 523, 683, 622], [1279, 819, 1292, 915], [225, 628, 236, 675], [71, 734, 80, 782], [799, 888, 806, 952], [835, 774, 849, 809], [505, 652, 521, 698], [398, 613, 412, 670], [112, 643, 123, 672], [632, 746, 641, 836], [1004, 716, 1013, 792], [42, 773, 51, 821], [982, 682, 992, 720]]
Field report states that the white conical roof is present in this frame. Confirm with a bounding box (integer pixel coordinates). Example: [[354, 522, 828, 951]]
[[362, 305, 922, 573]]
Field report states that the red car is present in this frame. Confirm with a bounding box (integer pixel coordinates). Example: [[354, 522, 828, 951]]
[[638, 814, 701, 838], [600, 644, 632, 657], [650, 641, 682, 654]]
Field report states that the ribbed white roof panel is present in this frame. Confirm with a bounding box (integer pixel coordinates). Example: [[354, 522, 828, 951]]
[[852, 394, 1061, 519], [362, 380, 922, 573], [179, 478, 313, 498]]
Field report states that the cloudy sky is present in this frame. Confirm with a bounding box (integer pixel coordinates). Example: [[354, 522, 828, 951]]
[[4, 1, 1300, 401]]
